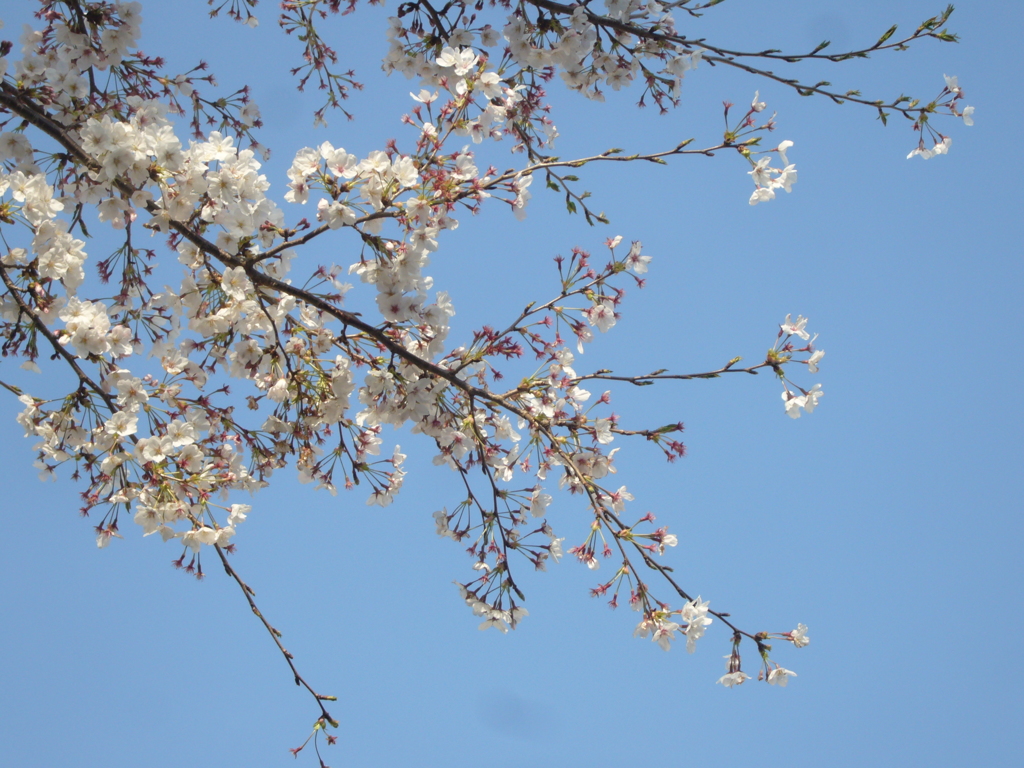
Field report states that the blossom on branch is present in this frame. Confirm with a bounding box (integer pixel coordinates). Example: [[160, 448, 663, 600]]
[[0, 0, 972, 750]]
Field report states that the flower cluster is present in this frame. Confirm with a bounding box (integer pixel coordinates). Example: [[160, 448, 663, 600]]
[[0, 3, 973, 750], [748, 140, 797, 206], [771, 315, 825, 419], [906, 75, 975, 159], [457, 583, 528, 634], [633, 597, 713, 652], [716, 624, 810, 688]]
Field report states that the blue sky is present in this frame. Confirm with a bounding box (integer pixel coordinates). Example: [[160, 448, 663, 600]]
[[1, 1, 1021, 766]]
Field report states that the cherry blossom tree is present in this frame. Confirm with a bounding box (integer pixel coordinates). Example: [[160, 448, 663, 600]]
[[0, 1, 970, 762]]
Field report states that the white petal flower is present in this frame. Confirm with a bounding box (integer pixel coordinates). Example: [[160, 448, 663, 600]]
[[221, 266, 252, 301], [780, 314, 810, 340], [625, 241, 651, 274], [436, 46, 479, 76], [530, 488, 553, 518], [228, 504, 251, 526], [777, 140, 794, 167], [682, 597, 713, 653], [653, 620, 681, 651], [788, 623, 810, 648], [748, 156, 773, 187], [803, 384, 823, 414], [717, 671, 750, 687], [807, 349, 825, 374], [410, 89, 438, 104], [583, 301, 617, 332], [768, 666, 798, 687]]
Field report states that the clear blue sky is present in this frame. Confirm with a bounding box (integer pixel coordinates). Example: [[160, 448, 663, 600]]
[[1, 1, 1020, 766]]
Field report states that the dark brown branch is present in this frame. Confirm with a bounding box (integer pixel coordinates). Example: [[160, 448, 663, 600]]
[[213, 544, 339, 725]]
